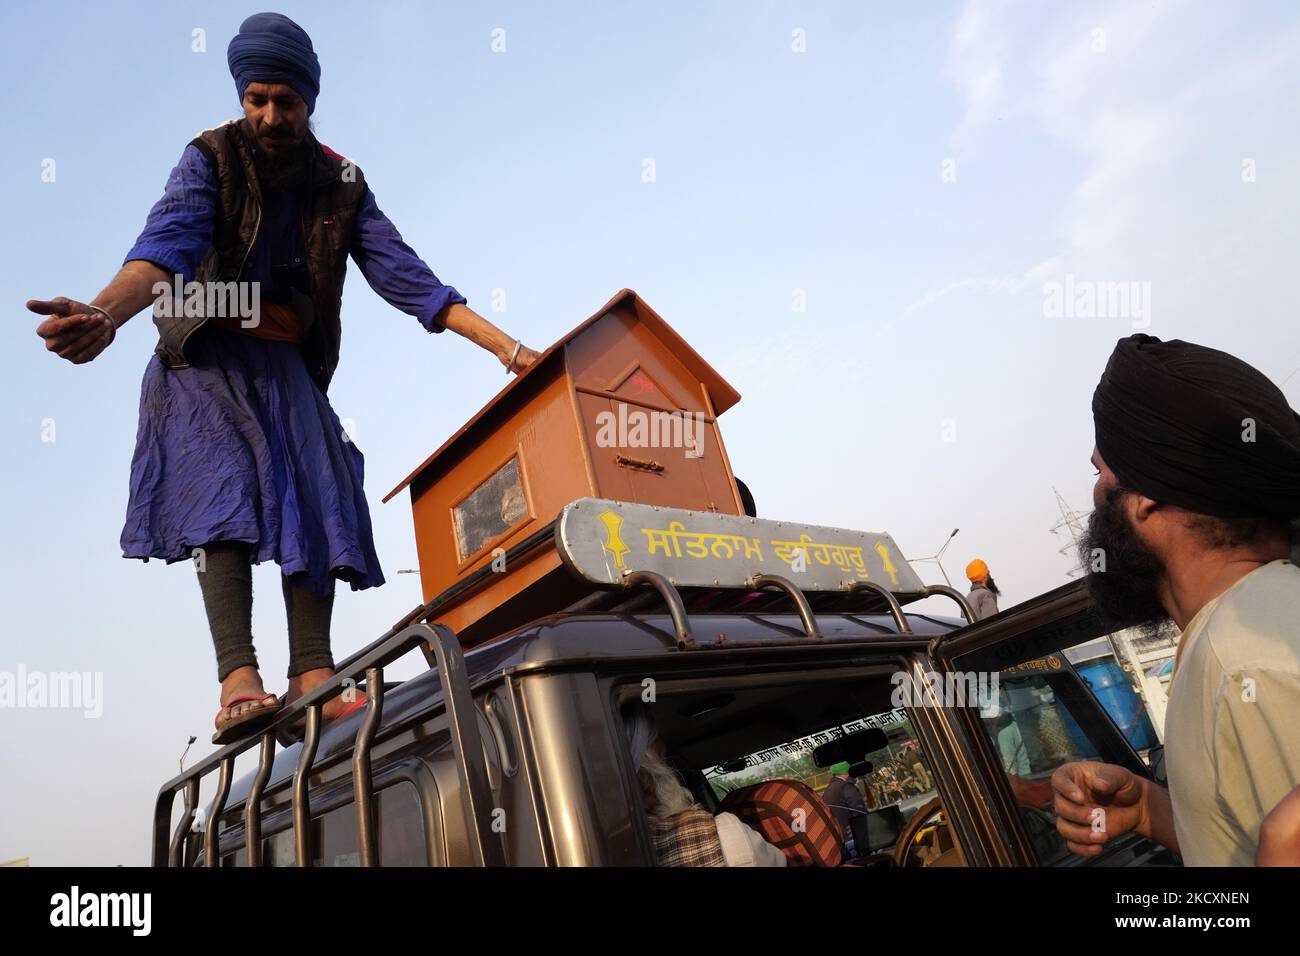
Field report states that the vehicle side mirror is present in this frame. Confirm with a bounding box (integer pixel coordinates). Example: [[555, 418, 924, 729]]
[[1147, 745, 1167, 785], [813, 729, 888, 768]]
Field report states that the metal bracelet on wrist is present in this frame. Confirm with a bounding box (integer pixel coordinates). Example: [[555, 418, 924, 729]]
[[88, 305, 117, 346], [505, 339, 522, 374]]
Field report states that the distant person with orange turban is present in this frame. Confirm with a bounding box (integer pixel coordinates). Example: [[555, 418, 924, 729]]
[[965, 559, 1000, 620]]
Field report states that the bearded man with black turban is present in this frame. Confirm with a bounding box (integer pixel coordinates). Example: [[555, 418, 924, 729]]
[[28, 13, 540, 744], [1051, 333, 1300, 866]]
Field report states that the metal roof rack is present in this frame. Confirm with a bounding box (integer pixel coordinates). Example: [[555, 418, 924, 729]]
[[152, 621, 504, 868], [578, 566, 976, 652]]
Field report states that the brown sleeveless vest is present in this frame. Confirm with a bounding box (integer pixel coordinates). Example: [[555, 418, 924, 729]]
[[151, 117, 368, 395]]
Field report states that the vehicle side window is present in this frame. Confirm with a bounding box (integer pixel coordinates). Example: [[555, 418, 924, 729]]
[[973, 672, 1096, 866], [318, 781, 427, 866], [1071, 626, 1170, 755], [985, 675, 1101, 776], [972, 632, 1168, 865], [229, 781, 428, 866]]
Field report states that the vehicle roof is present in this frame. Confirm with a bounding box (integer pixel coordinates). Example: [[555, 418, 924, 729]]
[[466, 607, 961, 673], [220, 608, 962, 813]]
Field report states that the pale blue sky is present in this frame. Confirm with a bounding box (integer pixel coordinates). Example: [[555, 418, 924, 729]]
[[3, 1, 1299, 865]]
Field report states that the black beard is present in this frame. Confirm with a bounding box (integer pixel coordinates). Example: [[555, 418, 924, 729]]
[[1079, 487, 1171, 634], [252, 137, 308, 190]]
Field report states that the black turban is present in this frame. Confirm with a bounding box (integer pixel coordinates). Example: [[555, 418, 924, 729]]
[[1092, 334, 1300, 522]]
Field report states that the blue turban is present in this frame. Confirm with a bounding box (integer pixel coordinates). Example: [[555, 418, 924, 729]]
[[227, 12, 321, 115]]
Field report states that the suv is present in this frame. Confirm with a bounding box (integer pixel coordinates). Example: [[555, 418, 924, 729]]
[[153, 504, 1177, 868]]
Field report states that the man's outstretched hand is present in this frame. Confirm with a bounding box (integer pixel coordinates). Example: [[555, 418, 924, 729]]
[[29, 297, 114, 364]]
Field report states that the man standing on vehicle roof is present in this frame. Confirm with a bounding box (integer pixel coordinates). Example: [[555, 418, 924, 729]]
[[1052, 334, 1300, 866], [965, 559, 1000, 619], [27, 12, 541, 745]]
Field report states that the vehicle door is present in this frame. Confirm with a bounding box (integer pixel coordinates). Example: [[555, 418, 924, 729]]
[[926, 578, 1181, 867]]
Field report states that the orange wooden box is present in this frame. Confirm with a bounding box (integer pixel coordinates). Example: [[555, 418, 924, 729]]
[[384, 289, 744, 645]]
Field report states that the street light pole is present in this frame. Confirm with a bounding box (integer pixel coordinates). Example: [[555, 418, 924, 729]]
[[913, 528, 960, 587]]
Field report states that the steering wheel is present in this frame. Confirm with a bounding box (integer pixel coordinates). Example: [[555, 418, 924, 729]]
[[892, 796, 948, 868]]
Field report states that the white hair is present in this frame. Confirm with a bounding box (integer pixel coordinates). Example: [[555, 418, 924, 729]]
[[626, 706, 657, 772], [625, 705, 699, 820], [639, 745, 699, 820]]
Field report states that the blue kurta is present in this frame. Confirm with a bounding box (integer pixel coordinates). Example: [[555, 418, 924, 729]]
[[119, 141, 466, 595]]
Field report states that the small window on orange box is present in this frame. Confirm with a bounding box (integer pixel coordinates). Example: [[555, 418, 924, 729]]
[[452, 456, 529, 562]]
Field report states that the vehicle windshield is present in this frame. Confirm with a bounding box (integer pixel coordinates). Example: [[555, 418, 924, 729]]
[[703, 707, 939, 819]]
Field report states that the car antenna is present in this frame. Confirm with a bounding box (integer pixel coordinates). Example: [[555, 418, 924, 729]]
[[179, 735, 196, 773]]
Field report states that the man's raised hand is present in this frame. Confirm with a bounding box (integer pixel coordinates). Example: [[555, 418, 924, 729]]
[[29, 297, 114, 365]]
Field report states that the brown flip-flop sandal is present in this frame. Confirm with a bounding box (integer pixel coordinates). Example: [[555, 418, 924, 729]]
[[212, 693, 282, 745]]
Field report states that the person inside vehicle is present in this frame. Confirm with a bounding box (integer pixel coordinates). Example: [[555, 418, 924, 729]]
[[1053, 334, 1300, 866], [625, 707, 786, 867], [965, 559, 1001, 619], [821, 762, 869, 858]]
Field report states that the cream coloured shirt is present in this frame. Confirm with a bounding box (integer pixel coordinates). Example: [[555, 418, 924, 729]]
[[1163, 559, 1300, 866], [714, 812, 787, 867]]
